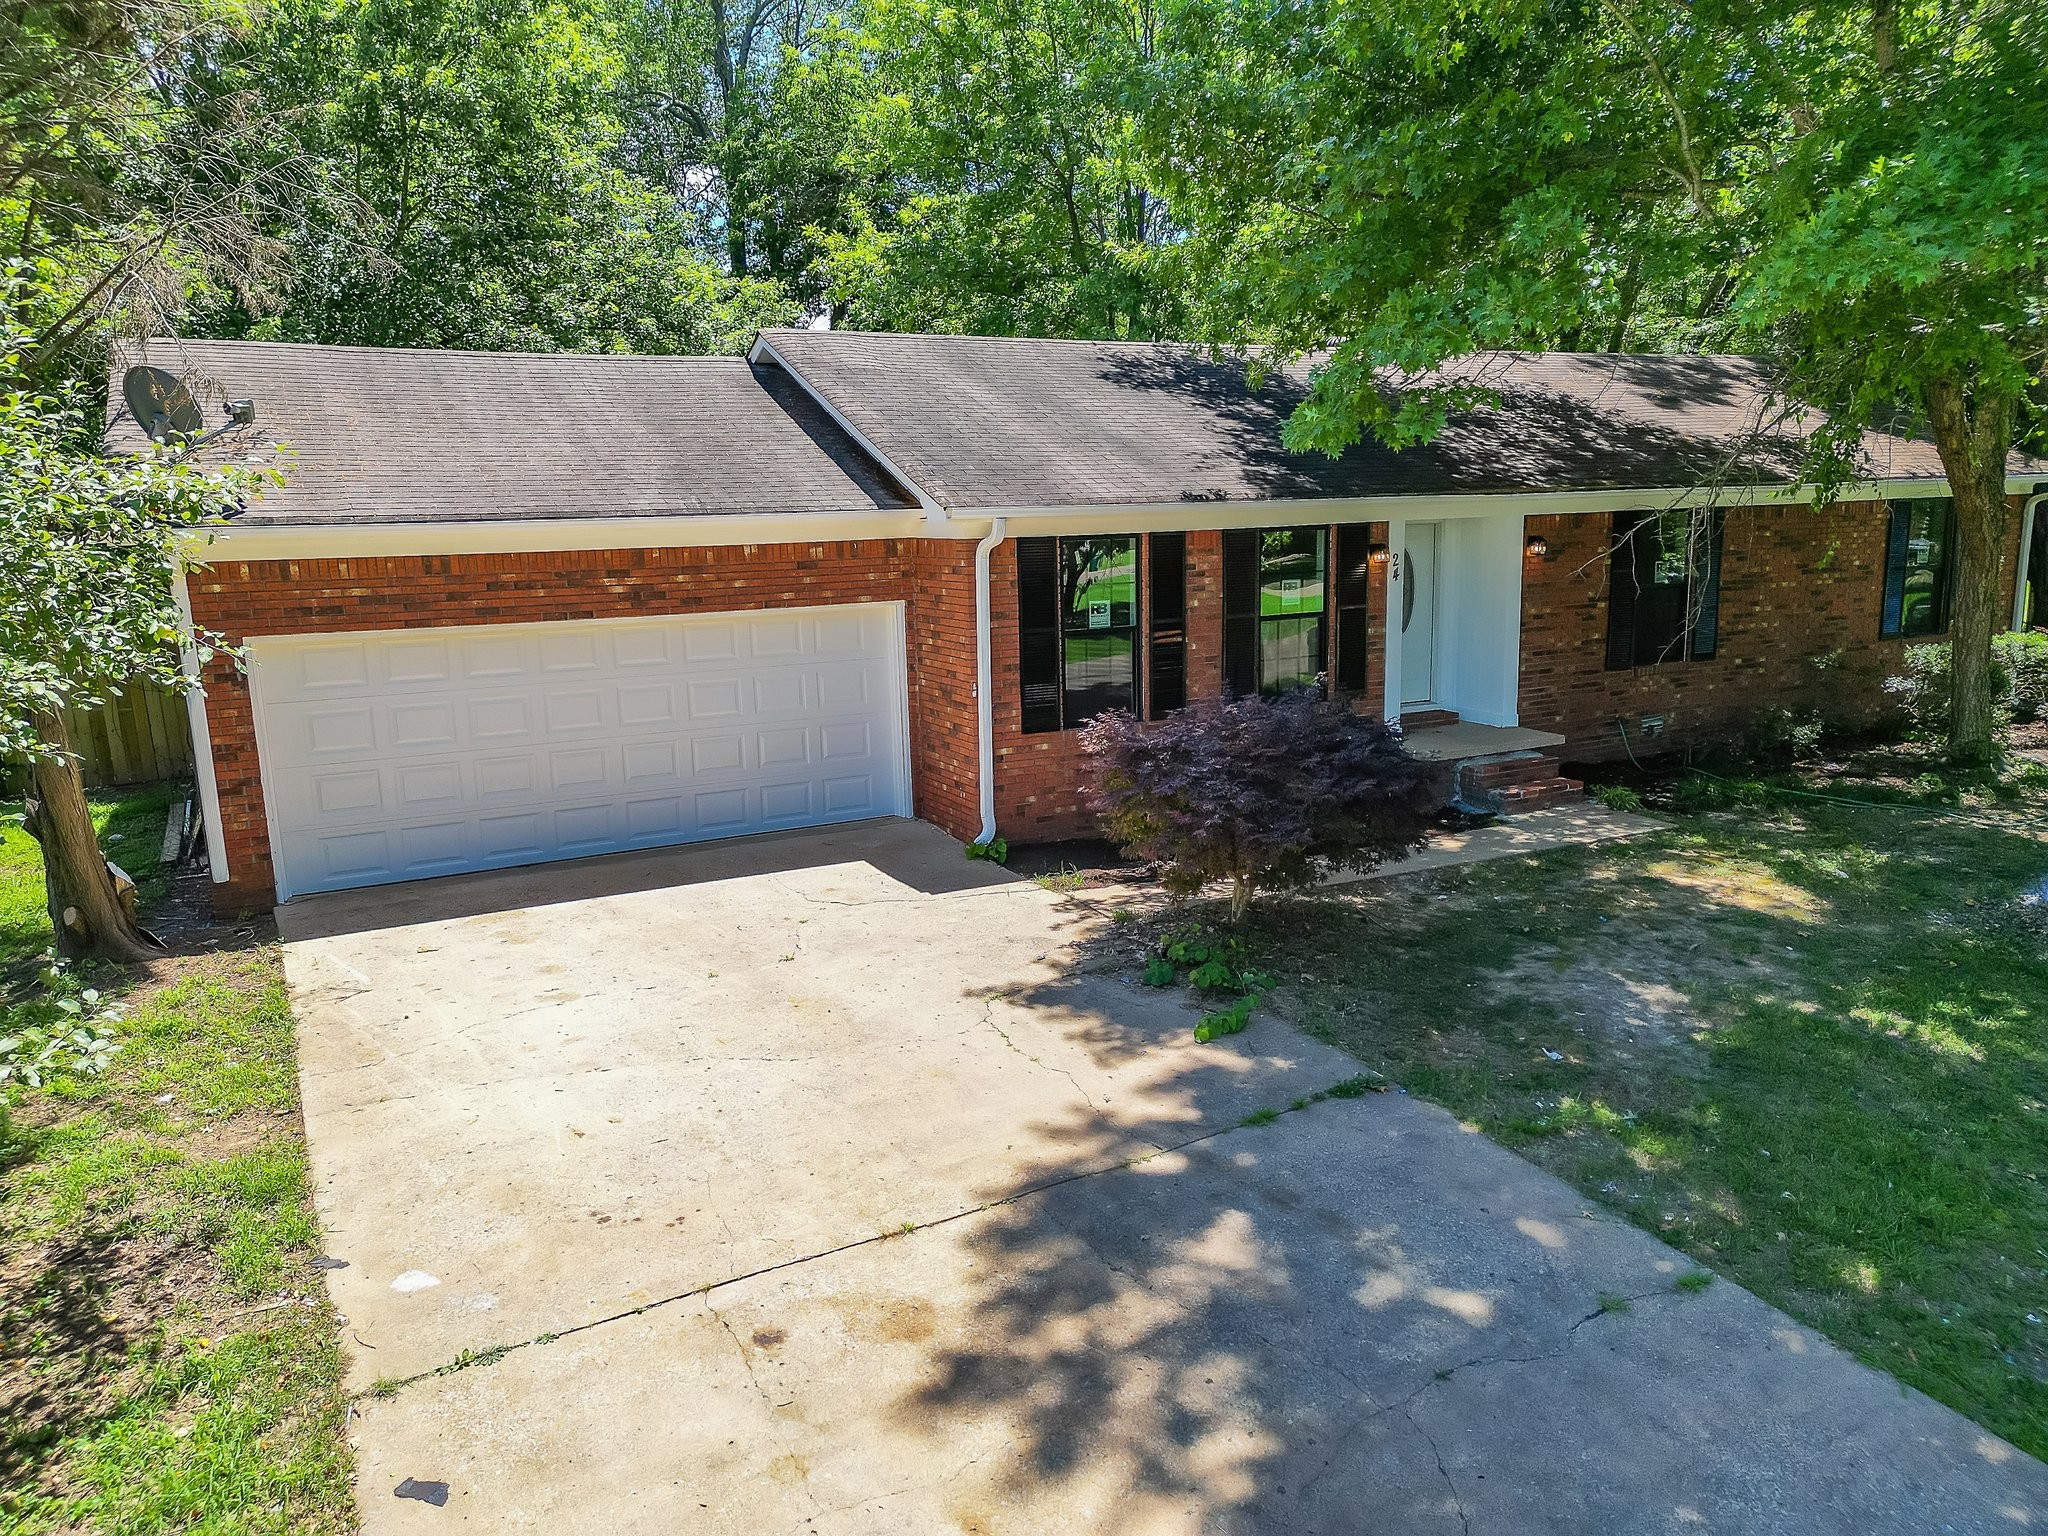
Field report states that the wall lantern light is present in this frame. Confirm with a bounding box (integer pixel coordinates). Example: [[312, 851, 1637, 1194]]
[[1367, 543, 1391, 568], [1525, 534, 1550, 559]]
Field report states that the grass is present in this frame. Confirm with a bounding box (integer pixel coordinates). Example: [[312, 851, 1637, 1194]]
[[1240, 784, 2048, 1461], [1, 785, 354, 1534]]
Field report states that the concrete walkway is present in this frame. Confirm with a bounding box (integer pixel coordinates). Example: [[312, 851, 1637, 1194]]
[[280, 819, 2046, 1534]]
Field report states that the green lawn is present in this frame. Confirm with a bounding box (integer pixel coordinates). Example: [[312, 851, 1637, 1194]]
[[1238, 783, 2048, 1459], [1, 786, 354, 1534]]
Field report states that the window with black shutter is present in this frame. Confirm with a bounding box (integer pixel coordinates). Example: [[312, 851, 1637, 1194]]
[[1604, 508, 1726, 669], [1879, 498, 1955, 638], [1016, 534, 1142, 733], [1333, 525, 1373, 692], [1224, 527, 1333, 694], [1148, 533, 1187, 718]]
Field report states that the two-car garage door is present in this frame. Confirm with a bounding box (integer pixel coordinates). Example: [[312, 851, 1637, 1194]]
[[248, 604, 911, 899]]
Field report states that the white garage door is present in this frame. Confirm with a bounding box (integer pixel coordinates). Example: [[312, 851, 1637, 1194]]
[[248, 604, 910, 899]]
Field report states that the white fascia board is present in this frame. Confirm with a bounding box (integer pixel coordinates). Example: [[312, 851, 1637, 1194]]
[[945, 478, 1986, 537], [747, 336, 946, 519], [174, 510, 930, 562]]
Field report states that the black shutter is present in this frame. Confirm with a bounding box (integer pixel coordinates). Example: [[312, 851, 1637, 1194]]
[[1222, 529, 1260, 696], [1333, 525, 1373, 692], [1880, 503, 1910, 637], [1605, 511, 1642, 671], [1690, 509, 1725, 660], [1017, 536, 1062, 733], [1148, 533, 1187, 718]]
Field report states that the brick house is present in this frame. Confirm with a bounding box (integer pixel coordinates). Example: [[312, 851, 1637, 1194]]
[[115, 331, 2048, 908]]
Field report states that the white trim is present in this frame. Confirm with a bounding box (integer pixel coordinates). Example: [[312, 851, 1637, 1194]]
[[972, 518, 1008, 844], [244, 600, 914, 903], [747, 336, 945, 519], [1381, 518, 1406, 723], [169, 476, 2026, 562], [177, 510, 929, 562], [172, 566, 230, 883], [2017, 493, 2046, 632]]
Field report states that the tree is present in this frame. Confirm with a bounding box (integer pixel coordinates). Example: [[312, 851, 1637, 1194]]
[[1080, 693, 1439, 921], [1, 295, 271, 959], [610, 0, 872, 313], [1148, 0, 2048, 762], [2, 0, 302, 377], [824, 0, 1189, 337]]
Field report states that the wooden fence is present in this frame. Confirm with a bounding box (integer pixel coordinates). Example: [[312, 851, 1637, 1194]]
[[63, 680, 195, 787]]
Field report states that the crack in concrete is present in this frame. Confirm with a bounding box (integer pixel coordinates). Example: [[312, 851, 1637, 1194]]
[[708, 1299, 825, 1517], [349, 1087, 1354, 1403], [975, 992, 1121, 1131]]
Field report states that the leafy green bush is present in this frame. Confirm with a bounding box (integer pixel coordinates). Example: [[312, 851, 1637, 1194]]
[[1884, 642, 2012, 739], [1140, 956, 1177, 987], [1592, 784, 1644, 812], [1997, 632, 2048, 721], [1743, 706, 1827, 765]]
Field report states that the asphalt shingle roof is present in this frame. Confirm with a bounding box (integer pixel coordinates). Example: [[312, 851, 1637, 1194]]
[[108, 339, 917, 525], [757, 329, 1999, 511]]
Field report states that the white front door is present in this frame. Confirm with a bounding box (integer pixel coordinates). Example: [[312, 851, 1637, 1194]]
[[1401, 522, 1440, 705], [248, 604, 911, 900]]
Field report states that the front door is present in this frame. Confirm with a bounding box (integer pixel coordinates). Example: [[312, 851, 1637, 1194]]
[[1401, 523, 1440, 705]]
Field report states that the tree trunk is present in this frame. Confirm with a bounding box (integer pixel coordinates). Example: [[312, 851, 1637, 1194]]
[[1924, 374, 2016, 766], [21, 709, 157, 963], [1228, 871, 1253, 924]]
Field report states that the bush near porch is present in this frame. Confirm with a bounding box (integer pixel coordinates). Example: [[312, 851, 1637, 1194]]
[[1224, 757, 2048, 1461]]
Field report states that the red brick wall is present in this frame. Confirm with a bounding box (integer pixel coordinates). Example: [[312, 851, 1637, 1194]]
[[190, 540, 931, 907], [1517, 498, 2028, 760], [992, 526, 1371, 841]]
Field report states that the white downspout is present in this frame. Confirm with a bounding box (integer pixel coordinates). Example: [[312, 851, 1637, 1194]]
[[973, 518, 1009, 845], [172, 563, 230, 883]]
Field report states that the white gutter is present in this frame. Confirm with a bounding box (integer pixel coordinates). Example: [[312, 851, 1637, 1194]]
[[972, 517, 1008, 845], [171, 565, 229, 883], [177, 508, 932, 562], [2018, 491, 2047, 631]]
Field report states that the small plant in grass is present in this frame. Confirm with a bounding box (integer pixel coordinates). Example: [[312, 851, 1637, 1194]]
[[1033, 864, 1086, 893], [0, 960, 124, 1087], [1194, 993, 1255, 1042], [1593, 784, 1645, 813], [1081, 693, 1439, 922], [1326, 1071, 1388, 1097], [965, 836, 1009, 864]]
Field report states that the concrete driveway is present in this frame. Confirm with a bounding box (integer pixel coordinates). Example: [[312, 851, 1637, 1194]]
[[282, 819, 2046, 1534]]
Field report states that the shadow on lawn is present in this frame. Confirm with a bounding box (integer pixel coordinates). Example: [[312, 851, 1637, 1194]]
[[853, 873, 2048, 1527]]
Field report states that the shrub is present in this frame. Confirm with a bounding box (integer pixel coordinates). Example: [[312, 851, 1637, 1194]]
[[1996, 632, 2048, 722], [1592, 784, 1645, 813], [1080, 693, 1440, 922], [1883, 642, 2011, 740], [1742, 706, 1827, 765]]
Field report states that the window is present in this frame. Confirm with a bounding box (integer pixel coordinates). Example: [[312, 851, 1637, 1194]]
[[1016, 534, 1142, 734], [1222, 527, 1330, 695], [1604, 508, 1724, 669], [1881, 498, 1955, 638]]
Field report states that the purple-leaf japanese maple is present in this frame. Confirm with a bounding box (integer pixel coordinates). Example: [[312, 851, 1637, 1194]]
[[1080, 693, 1440, 922]]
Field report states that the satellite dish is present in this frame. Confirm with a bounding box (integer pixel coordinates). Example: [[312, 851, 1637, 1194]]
[[122, 365, 206, 443]]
